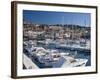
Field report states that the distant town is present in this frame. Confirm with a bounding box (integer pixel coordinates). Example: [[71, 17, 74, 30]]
[[23, 22, 90, 41]]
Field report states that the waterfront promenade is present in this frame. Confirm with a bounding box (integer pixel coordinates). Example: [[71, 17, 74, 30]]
[[23, 54, 38, 69]]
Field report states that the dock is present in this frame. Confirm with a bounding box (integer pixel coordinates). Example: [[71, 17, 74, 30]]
[[23, 54, 39, 69]]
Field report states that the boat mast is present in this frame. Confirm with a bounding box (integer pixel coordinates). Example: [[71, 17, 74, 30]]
[[84, 18, 87, 42], [62, 16, 64, 26]]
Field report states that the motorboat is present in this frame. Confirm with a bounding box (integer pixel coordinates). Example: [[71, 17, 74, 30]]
[[33, 49, 61, 63], [62, 55, 88, 67]]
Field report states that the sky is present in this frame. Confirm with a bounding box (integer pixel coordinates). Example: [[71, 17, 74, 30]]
[[23, 10, 91, 27]]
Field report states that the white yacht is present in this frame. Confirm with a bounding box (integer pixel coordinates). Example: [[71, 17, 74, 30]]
[[62, 56, 88, 67]]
